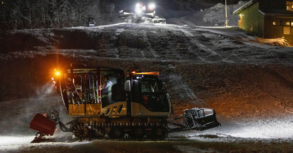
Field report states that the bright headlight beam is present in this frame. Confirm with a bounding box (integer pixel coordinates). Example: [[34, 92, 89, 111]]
[[149, 3, 156, 9], [135, 8, 142, 14]]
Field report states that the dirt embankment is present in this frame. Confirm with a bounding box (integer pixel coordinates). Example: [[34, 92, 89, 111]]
[[172, 64, 293, 121]]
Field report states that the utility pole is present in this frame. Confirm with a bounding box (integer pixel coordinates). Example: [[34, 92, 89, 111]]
[[225, 0, 229, 26]]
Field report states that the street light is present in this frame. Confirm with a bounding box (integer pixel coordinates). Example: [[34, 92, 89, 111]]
[[225, 0, 229, 26]]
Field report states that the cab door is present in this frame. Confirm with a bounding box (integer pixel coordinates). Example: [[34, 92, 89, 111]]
[[58, 71, 69, 112], [64, 68, 101, 116], [131, 79, 142, 116]]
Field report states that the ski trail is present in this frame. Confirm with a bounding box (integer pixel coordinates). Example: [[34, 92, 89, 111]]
[[176, 27, 201, 59], [139, 30, 160, 58], [178, 28, 194, 37], [195, 41, 221, 56], [179, 28, 221, 60]]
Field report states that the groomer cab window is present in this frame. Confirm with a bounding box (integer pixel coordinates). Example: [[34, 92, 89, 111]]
[[141, 79, 159, 92], [66, 68, 100, 116], [140, 76, 169, 112], [100, 68, 126, 108], [64, 67, 125, 116], [70, 68, 98, 104]]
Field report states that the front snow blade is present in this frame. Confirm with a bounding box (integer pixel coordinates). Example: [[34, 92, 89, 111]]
[[30, 113, 56, 135]]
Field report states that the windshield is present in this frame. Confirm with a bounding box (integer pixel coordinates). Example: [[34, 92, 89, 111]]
[[140, 76, 164, 93], [141, 81, 159, 92], [139, 76, 169, 112]]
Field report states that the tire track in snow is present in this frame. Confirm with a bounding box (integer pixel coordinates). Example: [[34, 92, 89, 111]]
[[174, 27, 199, 59], [196, 41, 221, 56], [139, 30, 160, 58], [180, 28, 221, 56], [115, 28, 126, 58], [178, 28, 221, 63]]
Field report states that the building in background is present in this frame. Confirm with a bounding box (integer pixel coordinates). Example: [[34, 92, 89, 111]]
[[233, 0, 293, 45]]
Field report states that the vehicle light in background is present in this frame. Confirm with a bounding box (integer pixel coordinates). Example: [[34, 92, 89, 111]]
[[136, 3, 142, 8], [135, 7, 143, 14], [132, 71, 136, 74], [149, 3, 156, 10], [54, 69, 61, 76]]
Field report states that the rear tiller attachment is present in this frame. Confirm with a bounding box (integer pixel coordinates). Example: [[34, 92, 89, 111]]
[[168, 108, 221, 132]]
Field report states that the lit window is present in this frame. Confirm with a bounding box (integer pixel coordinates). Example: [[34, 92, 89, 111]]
[[283, 26, 291, 35], [287, 6, 291, 10], [1, 1, 3, 5], [282, 19, 291, 26], [273, 19, 281, 25]]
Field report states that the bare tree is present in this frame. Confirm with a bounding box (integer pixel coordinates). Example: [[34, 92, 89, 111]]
[[20, 0, 33, 29], [0, 0, 103, 31], [59, 0, 73, 27], [7, 1, 22, 30], [47, 0, 61, 28], [72, 0, 88, 26]]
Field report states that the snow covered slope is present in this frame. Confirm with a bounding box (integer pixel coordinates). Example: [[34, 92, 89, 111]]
[[0, 23, 291, 62], [0, 23, 293, 141]]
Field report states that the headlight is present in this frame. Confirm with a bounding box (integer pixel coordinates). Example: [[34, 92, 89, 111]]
[[54, 69, 61, 76], [136, 3, 141, 8], [149, 3, 155, 10], [135, 8, 142, 14]]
